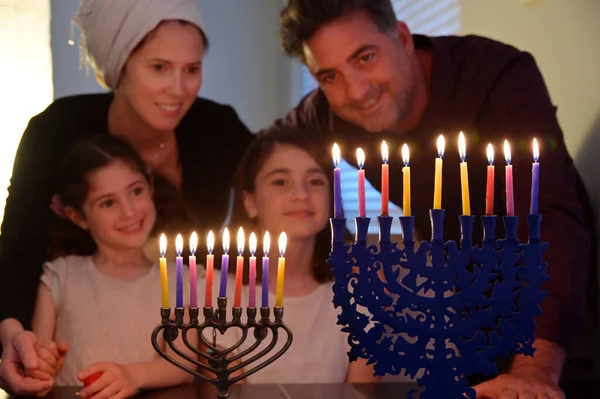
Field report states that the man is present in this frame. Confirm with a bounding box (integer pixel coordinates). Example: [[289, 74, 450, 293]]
[[262, 1, 593, 398]]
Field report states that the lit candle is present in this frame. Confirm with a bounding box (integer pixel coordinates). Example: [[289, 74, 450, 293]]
[[504, 140, 515, 216], [159, 233, 169, 308], [381, 141, 389, 216], [433, 135, 445, 209], [234, 227, 245, 308], [275, 232, 287, 307], [261, 232, 270, 308], [219, 228, 230, 298], [486, 144, 495, 215], [248, 232, 257, 308], [332, 144, 342, 218], [357, 148, 366, 218], [175, 234, 184, 308], [530, 138, 540, 215], [205, 231, 215, 308], [189, 232, 198, 308], [458, 132, 471, 216], [401, 144, 411, 216]]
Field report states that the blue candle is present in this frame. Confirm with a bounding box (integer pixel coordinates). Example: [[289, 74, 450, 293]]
[[262, 232, 270, 307], [175, 234, 183, 308], [530, 138, 540, 214], [219, 228, 230, 298], [332, 144, 342, 218]]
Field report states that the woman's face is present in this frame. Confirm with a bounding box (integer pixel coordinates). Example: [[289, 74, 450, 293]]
[[244, 144, 331, 241], [117, 21, 205, 132]]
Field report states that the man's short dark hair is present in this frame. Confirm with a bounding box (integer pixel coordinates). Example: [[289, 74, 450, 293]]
[[280, 0, 397, 63]]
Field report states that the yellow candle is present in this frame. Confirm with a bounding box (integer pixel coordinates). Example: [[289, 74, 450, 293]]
[[275, 232, 287, 307], [401, 144, 411, 216], [159, 233, 169, 308], [458, 132, 471, 215], [433, 135, 445, 209]]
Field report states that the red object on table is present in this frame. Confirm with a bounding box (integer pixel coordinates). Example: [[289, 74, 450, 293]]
[[82, 372, 103, 387]]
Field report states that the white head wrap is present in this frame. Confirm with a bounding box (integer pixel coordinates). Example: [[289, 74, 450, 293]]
[[72, 0, 206, 89]]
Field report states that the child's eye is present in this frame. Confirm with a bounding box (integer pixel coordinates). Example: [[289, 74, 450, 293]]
[[99, 199, 114, 208], [271, 178, 287, 187], [152, 63, 165, 72], [132, 186, 145, 196], [310, 178, 326, 186]]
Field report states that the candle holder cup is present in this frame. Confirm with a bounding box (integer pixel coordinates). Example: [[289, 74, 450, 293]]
[[329, 211, 549, 399], [151, 298, 292, 398]]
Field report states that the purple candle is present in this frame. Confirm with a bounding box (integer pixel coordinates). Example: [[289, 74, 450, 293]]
[[530, 138, 540, 214], [219, 228, 230, 298], [504, 140, 515, 216], [175, 234, 184, 308], [248, 232, 257, 308], [332, 144, 342, 218], [261, 232, 270, 307]]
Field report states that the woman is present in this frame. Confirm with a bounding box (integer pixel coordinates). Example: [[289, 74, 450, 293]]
[[0, 0, 253, 395]]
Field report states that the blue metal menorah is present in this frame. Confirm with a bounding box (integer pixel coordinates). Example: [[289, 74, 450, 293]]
[[329, 211, 550, 399]]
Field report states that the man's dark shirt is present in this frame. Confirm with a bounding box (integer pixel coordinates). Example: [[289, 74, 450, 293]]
[[261, 34, 593, 350]]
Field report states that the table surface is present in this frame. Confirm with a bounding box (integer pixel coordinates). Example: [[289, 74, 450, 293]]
[[3, 380, 599, 399]]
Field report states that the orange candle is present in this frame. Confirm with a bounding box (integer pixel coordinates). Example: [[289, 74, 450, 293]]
[[381, 141, 389, 215], [275, 232, 287, 307], [401, 144, 411, 216], [205, 231, 215, 308], [485, 144, 495, 215], [458, 132, 471, 216], [433, 135, 445, 209], [234, 227, 245, 308], [159, 233, 169, 308]]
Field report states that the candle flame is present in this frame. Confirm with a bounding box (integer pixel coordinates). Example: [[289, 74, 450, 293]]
[[222, 228, 230, 254], [437, 135, 445, 158], [533, 138, 539, 162], [356, 148, 365, 169], [458, 131, 467, 162], [401, 144, 409, 167], [237, 227, 245, 255], [504, 140, 512, 165], [190, 231, 198, 255], [207, 231, 215, 254], [381, 141, 388, 164], [486, 144, 494, 166], [175, 234, 183, 256], [249, 232, 257, 256], [159, 233, 167, 257], [278, 232, 287, 257], [332, 143, 341, 168], [263, 231, 270, 256]]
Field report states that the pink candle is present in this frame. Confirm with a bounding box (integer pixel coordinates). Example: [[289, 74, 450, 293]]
[[504, 140, 514, 216], [485, 144, 495, 215], [248, 233, 257, 308], [175, 234, 183, 308], [261, 232, 270, 308], [381, 141, 389, 216], [189, 232, 198, 308], [357, 148, 366, 218], [205, 231, 215, 308], [234, 228, 244, 308]]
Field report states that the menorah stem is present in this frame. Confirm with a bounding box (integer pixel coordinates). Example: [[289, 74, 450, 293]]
[[481, 215, 497, 246], [355, 217, 371, 245], [527, 214, 542, 243], [378, 216, 393, 244]]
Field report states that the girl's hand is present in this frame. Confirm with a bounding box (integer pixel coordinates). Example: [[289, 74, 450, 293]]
[[34, 340, 68, 378], [77, 362, 140, 399]]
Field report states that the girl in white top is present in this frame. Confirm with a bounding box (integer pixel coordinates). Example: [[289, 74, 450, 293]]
[[228, 130, 380, 384], [31, 135, 197, 398]]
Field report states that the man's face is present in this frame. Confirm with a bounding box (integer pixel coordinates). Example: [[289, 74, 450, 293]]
[[303, 11, 417, 133]]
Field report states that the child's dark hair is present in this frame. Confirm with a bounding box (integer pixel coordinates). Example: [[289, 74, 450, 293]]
[[49, 135, 152, 257], [233, 129, 334, 283]]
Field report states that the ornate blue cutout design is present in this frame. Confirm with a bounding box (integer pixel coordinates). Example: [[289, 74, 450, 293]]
[[329, 211, 549, 399]]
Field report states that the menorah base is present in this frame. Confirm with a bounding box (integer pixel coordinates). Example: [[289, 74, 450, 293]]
[[151, 297, 293, 398]]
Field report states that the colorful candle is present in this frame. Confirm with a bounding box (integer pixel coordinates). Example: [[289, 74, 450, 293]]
[[248, 232, 257, 308], [381, 141, 389, 216], [458, 132, 471, 216], [234, 228, 245, 308], [189, 232, 198, 308], [356, 148, 366, 218], [262, 232, 270, 308], [433, 135, 445, 209], [205, 231, 215, 308], [401, 144, 411, 216], [530, 138, 540, 215], [504, 140, 515, 216], [219, 228, 230, 298], [332, 144, 342, 218], [175, 234, 184, 308], [275, 232, 287, 307], [486, 144, 495, 215], [159, 233, 169, 308]]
